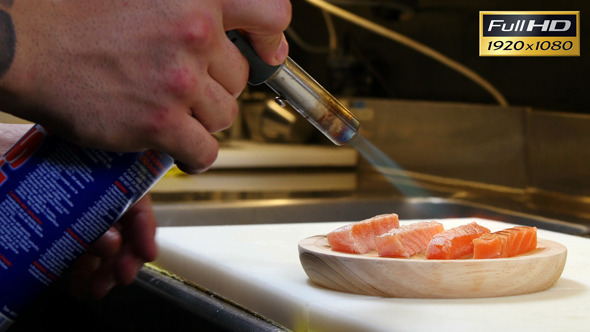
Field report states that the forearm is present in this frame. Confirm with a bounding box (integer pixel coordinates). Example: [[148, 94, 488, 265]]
[[0, 0, 38, 119], [0, 6, 15, 79], [0, 1, 16, 110]]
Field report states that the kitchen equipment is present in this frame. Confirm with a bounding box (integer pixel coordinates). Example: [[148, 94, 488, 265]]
[[299, 235, 566, 298], [241, 95, 315, 144], [227, 30, 360, 145], [259, 99, 315, 143]]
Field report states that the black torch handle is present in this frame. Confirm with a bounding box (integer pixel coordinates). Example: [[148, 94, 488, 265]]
[[226, 30, 281, 86]]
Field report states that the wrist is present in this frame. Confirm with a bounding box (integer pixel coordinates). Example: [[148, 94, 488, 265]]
[[0, 2, 41, 120], [0, 9, 15, 79]]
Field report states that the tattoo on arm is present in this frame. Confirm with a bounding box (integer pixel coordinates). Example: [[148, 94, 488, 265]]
[[0, 10, 15, 78]]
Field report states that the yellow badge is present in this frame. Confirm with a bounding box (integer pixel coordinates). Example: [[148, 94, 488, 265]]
[[480, 11, 580, 56]]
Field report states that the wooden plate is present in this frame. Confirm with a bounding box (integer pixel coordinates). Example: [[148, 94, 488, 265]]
[[298, 235, 567, 298]]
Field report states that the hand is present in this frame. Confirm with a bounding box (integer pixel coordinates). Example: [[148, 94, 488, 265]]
[[68, 195, 158, 299], [0, 0, 291, 173], [0, 125, 157, 299]]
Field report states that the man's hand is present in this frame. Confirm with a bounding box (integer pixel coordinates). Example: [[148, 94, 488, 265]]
[[68, 195, 158, 299], [0, 0, 291, 173]]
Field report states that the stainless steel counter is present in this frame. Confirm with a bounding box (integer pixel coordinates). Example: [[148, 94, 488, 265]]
[[153, 196, 589, 236], [149, 163, 590, 234]]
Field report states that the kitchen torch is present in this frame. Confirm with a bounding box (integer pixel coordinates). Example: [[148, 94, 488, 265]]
[[227, 30, 360, 145]]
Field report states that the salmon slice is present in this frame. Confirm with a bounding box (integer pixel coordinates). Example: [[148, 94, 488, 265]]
[[375, 221, 444, 258], [425, 222, 491, 259], [327, 214, 400, 254], [473, 226, 537, 259]]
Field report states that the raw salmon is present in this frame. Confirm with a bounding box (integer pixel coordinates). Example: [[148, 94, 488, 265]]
[[327, 214, 399, 254], [473, 226, 537, 259], [425, 222, 491, 259], [375, 221, 444, 258]]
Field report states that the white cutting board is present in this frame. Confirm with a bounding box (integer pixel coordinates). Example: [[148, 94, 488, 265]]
[[153, 218, 590, 332]]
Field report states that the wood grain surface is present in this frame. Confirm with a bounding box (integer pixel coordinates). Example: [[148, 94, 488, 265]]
[[298, 235, 567, 298]]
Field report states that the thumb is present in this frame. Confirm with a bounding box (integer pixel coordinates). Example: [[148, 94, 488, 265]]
[[247, 32, 289, 66]]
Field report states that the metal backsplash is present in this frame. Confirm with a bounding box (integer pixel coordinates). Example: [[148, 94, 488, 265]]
[[346, 98, 528, 190], [528, 110, 590, 197], [345, 98, 590, 202]]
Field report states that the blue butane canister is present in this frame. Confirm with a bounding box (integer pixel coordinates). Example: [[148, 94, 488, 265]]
[[0, 124, 174, 330]]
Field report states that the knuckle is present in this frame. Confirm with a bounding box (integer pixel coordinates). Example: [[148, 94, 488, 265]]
[[163, 67, 197, 98], [180, 16, 215, 46], [143, 107, 174, 138]]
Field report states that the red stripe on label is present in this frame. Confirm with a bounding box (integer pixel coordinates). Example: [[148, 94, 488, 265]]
[[8, 191, 20, 204], [24, 207, 42, 225], [9, 191, 42, 225], [66, 228, 89, 249], [114, 180, 128, 194], [0, 252, 12, 267], [32, 261, 57, 281]]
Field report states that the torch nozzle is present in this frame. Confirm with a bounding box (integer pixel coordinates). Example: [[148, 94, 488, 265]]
[[264, 58, 360, 145], [227, 30, 359, 145]]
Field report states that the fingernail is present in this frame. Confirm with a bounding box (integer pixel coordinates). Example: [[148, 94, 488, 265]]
[[273, 35, 289, 65]]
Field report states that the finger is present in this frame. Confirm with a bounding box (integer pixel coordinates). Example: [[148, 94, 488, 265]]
[[148, 110, 220, 174], [84, 195, 158, 298], [222, 0, 292, 65], [182, 39, 244, 131], [115, 244, 144, 285], [155, 64, 238, 138], [89, 256, 118, 299], [89, 226, 122, 258], [119, 195, 158, 262], [188, 77, 240, 134], [207, 35, 249, 99], [68, 253, 101, 299], [222, 0, 292, 35], [181, 20, 249, 98], [186, 35, 247, 135], [242, 31, 289, 66]]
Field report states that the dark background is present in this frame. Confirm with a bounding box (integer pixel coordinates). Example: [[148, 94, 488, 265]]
[[285, 0, 588, 113]]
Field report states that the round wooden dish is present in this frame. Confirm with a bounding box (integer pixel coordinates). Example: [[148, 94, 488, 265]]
[[298, 235, 567, 298]]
